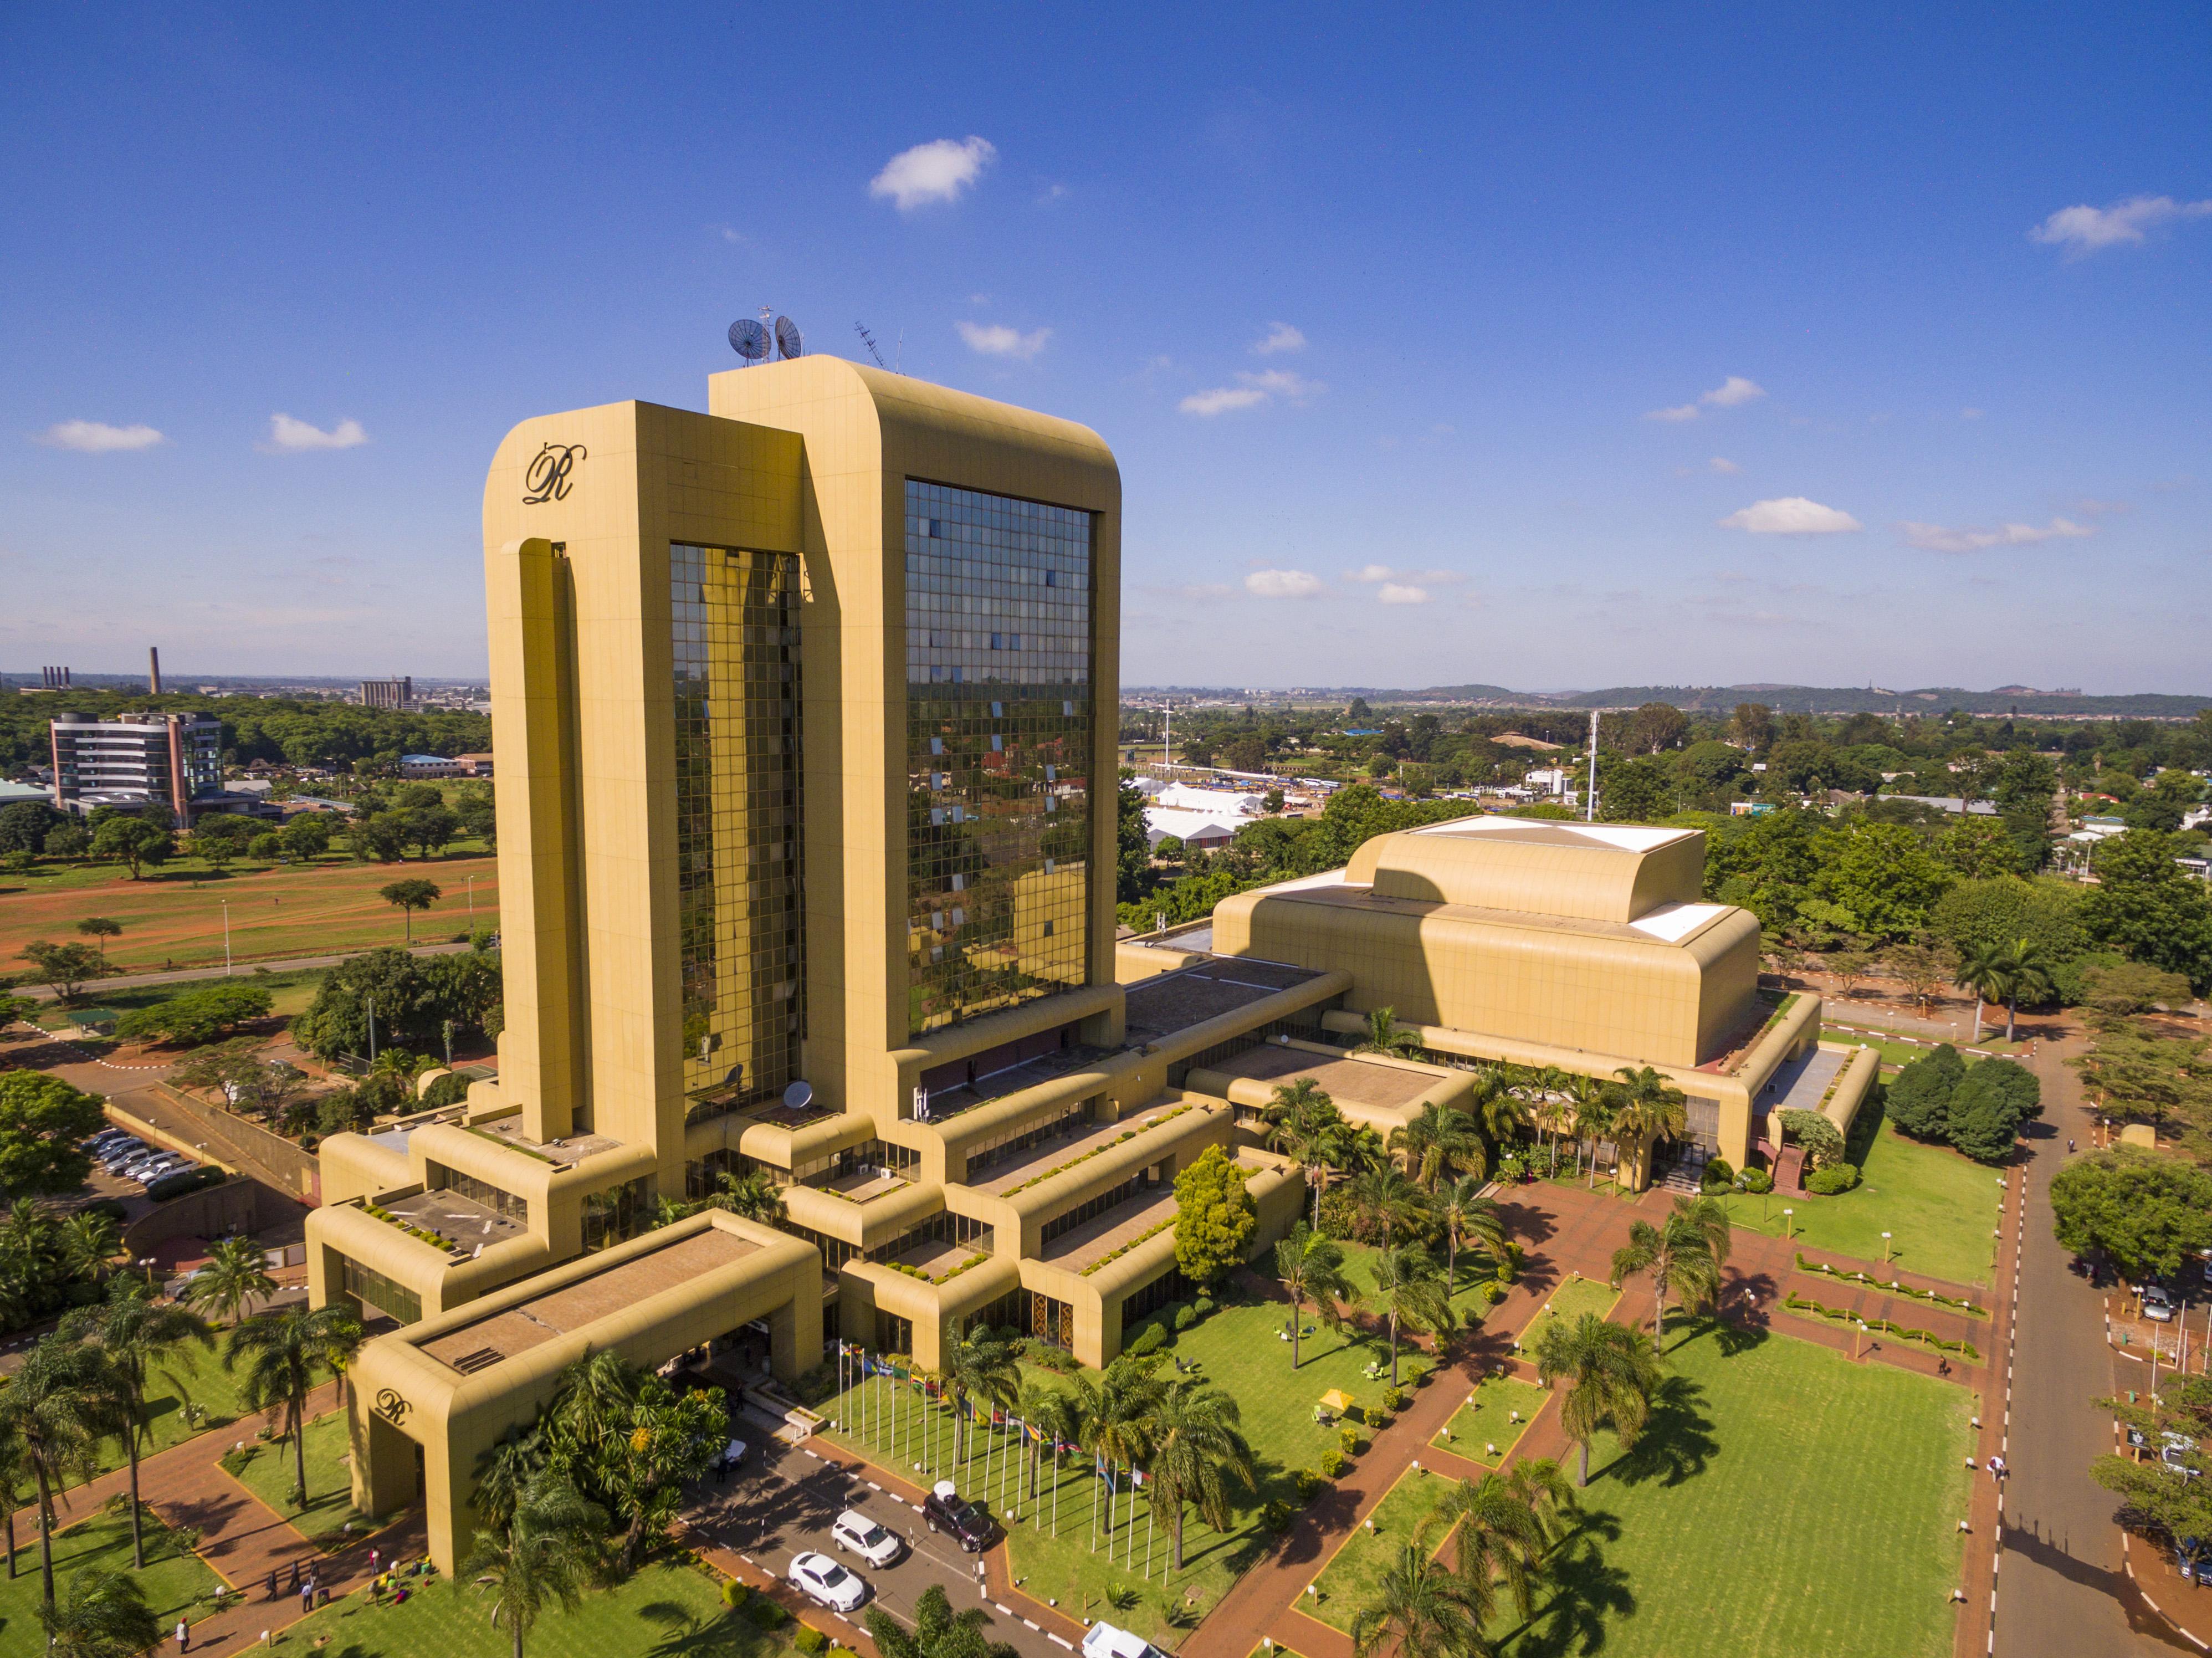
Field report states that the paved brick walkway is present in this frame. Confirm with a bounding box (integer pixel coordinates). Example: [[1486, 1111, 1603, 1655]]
[[9, 1381, 428, 1657]]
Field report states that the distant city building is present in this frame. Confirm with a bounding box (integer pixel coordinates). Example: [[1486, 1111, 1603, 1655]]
[[1525, 766, 1569, 796], [361, 676, 414, 709], [397, 753, 465, 779], [452, 752, 494, 776], [49, 711, 223, 826]]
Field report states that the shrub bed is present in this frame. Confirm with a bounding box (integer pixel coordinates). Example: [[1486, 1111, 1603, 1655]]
[[1795, 1255, 1985, 1315], [1781, 1292, 1981, 1360]]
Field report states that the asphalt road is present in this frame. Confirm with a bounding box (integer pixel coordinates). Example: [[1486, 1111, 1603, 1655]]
[[687, 1436, 1071, 1658], [14, 939, 470, 1000], [1995, 1035, 2191, 1657]]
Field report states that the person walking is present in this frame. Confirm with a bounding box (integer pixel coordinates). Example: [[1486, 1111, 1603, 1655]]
[[299, 1578, 313, 1615], [176, 1618, 191, 1654], [370, 1546, 380, 1575], [289, 1560, 301, 1594], [267, 1568, 278, 1600], [1990, 1454, 2007, 1480]]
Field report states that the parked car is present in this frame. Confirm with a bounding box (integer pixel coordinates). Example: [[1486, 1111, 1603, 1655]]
[[119, 1154, 172, 1181], [2143, 1285, 2177, 1323], [99, 1140, 147, 1169], [85, 1129, 133, 1153], [131, 1162, 185, 1188], [786, 1550, 867, 1612], [831, 1509, 904, 1568], [1083, 1624, 1171, 1658], [921, 1480, 994, 1552]]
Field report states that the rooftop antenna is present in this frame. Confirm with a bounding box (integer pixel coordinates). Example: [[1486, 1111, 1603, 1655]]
[[774, 314, 803, 360], [728, 316, 770, 365], [1585, 708, 1600, 822], [854, 321, 887, 369]]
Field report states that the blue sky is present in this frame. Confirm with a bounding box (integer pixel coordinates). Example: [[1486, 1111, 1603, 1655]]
[[3, 4, 2206, 692]]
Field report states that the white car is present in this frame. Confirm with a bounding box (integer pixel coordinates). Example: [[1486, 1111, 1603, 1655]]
[[126, 1157, 181, 1184], [787, 1550, 867, 1612], [1083, 1623, 1170, 1658], [831, 1509, 903, 1568], [2143, 1285, 2177, 1323]]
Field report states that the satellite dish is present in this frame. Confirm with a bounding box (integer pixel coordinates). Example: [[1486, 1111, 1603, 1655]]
[[782, 1079, 814, 1111], [774, 315, 803, 361], [728, 318, 770, 362]]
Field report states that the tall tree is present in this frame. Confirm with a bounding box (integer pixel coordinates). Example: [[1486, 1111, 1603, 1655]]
[[1433, 1175, 1506, 1290], [1144, 1379, 1256, 1569], [465, 1475, 606, 1658], [1273, 1223, 1360, 1369], [1353, 1006, 1424, 1060], [1427, 1458, 1575, 1628], [185, 1234, 276, 1327], [942, 1321, 1021, 1469], [1348, 1168, 1426, 1252], [1532, 1313, 1662, 1486], [40, 1566, 160, 1658], [226, 1303, 363, 1509], [1609, 1067, 1688, 1189], [379, 878, 443, 942], [1348, 1543, 1487, 1658], [1369, 1244, 1455, 1387], [1069, 1358, 1166, 1547], [1610, 1196, 1730, 1346], [72, 918, 122, 964], [0, 1338, 118, 1623], [0, 1073, 104, 1201], [1390, 1103, 1486, 1193], [60, 1282, 212, 1567], [1953, 940, 2007, 1043], [866, 1583, 1020, 1658]]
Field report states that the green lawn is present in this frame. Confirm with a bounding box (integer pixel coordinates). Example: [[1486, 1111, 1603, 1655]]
[[1340, 1240, 1504, 1328], [1716, 1125, 2002, 1286], [1515, 1274, 1620, 1349], [1819, 1028, 1923, 1069], [818, 1291, 1440, 1647], [226, 1411, 378, 1546], [1308, 1468, 1454, 1630], [1494, 1321, 1973, 1658], [0, 1507, 225, 1648], [28, 966, 330, 1031], [271, 1554, 790, 1658], [1431, 1376, 1549, 1465], [47, 1333, 258, 1495]]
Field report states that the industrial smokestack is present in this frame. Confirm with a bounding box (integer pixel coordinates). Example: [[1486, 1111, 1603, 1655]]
[[149, 647, 163, 695]]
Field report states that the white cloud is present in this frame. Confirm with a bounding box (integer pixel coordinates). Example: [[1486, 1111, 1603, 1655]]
[[1245, 569, 1323, 598], [1644, 375, 1767, 422], [1718, 497, 1862, 535], [2030, 195, 2212, 254], [1253, 322, 1305, 356], [34, 419, 166, 452], [1708, 456, 1742, 475], [1179, 367, 1324, 417], [1703, 375, 1765, 407], [1897, 516, 2095, 554], [263, 414, 368, 452], [869, 136, 996, 210], [1378, 584, 1429, 605], [956, 321, 1050, 361]]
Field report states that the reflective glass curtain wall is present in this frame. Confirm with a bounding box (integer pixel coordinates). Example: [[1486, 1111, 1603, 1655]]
[[904, 480, 1093, 1037], [671, 544, 803, 1110]]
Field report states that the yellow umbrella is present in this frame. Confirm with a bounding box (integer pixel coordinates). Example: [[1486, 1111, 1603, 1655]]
[[1319, 1389, 1356, 1415]]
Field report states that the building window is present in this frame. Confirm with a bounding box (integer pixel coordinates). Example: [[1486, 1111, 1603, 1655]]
[[427, 1163, 527, 1226], [340, 1256, 422, 1326], [904, 481, 1093, 1037], [1119, 1266, 1194, 1329], [671, 545, 803, 1114], [1040, 1172, 1149, 1245], [582, 1176, 652, 1253], [1030, 1292, 1074, 1351]]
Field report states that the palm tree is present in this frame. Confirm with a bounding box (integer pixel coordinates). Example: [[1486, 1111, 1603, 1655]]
[[1348, 1543, 1487, 1658], [1427, 1457, 1576, 1627], [942, 1321, 1021, 1469], [0, 1421, 27, 1580], [1348, 1168, 1426, 1252], [1369, 1244, 1455, 1387], [1274, 1223, 1360, 1369], [1993, 938, 2056, 1043], [1390, 1103, 1487, 1193], [474, 1431, 550, 1536], [465, 1475, 606, 1658], [1433, 1176, 1506, 1292], [706, 1167, 788, 1226], [1560, 1074, 1616, 1184], [1532, 1313, 1663, 1486], [226, 1303, 364, 1509], [1263, 1079, 1337, 1225], [1069, 1358, 1166, 1549], [185, 1234, 275, 1328], [40, 1567, 159, 1658], [1353, 1006, 1424, 1060], [1527, 1066, 1572, 1174], [0, 1338, 117, 1623], [1610, 1196, 1729, 1348], [1472, 1068, 1533, 1151], [1609, 1067, 1688, 1191], [1144, 1379, 1257, 1569], [55, 1213, 121, 1288], [1, 1200, 58, 1287], [1016, 1379, 1078, 1501], [1953, 940, 2007, 1043], [867, 1583, 1020, 1658], [60, 1281, 212, 1568]]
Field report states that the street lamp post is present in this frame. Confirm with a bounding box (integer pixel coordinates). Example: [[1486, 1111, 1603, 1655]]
[[1853, 1320, 1867, 1360], [1882, 1231, 1893, 1265], [1783, 1207, 1793, 1242]]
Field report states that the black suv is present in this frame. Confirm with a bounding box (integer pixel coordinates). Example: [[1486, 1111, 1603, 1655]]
[[921, 1482, 994, 1552]]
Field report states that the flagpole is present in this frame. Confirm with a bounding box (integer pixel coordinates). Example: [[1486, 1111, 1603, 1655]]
[[1145, 1487, 1154, 1581]]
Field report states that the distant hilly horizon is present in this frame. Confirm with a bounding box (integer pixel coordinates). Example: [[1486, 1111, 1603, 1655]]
[[1123, 682, 2212, 718]]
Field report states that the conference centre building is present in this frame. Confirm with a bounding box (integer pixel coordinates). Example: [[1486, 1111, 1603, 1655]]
[[305, 356, 1873, 1569]]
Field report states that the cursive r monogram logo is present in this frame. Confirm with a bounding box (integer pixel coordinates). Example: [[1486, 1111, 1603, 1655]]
[[522, 442, 585, 504], [373, 1387, 411, 1426]]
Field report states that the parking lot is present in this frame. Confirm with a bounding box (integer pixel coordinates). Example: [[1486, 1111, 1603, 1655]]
[[684, 1434, 1074, 1658]]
